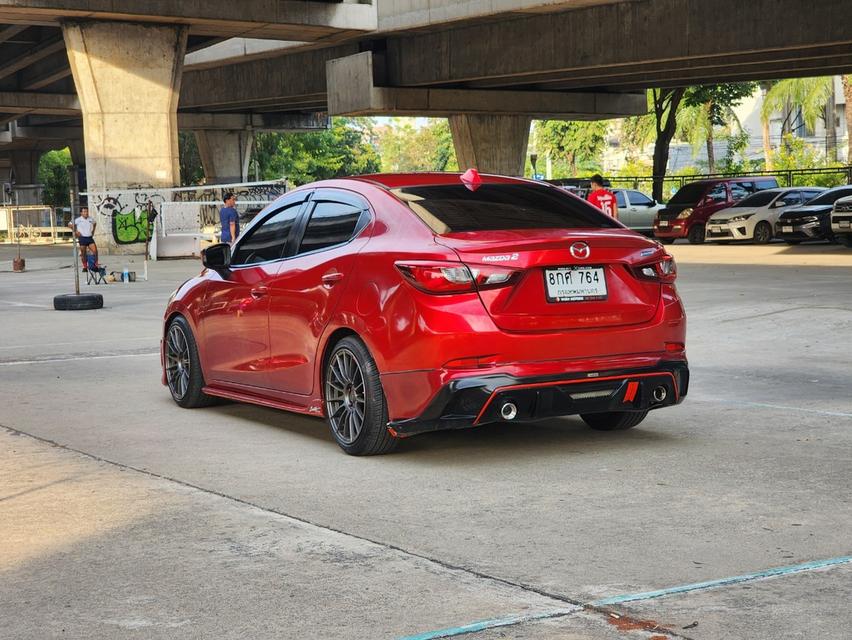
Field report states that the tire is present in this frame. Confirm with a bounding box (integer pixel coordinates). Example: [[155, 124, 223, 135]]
[[687, 224, 706, 244], [658, 237, 675, 245], [581, 410, 649, 431], [165, 315, 216, 408], [324, 336, 397, 456], [840, 235, 852, 248], [784, 240, 801, 245], [753, 221, 773, 245], [53, 293, 103, 311]]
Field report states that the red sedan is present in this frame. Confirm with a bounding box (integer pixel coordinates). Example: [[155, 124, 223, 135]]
[[162, 172, 688, 455]]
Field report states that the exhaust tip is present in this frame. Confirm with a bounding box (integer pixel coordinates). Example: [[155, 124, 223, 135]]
[[500, 402, 518, 421], [652, 386, 668, 403]]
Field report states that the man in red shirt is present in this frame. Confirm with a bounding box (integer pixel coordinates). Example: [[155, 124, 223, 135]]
[[586, 174, 619, 219]]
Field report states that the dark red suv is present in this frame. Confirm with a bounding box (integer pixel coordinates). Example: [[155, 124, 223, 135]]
[[654, 177, 779, 244]]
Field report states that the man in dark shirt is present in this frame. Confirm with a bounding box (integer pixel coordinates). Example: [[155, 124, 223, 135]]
[[219, 192, 239, 244]]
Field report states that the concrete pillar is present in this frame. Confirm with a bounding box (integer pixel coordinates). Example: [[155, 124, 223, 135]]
[[195, 130, 254, 185], [448, 115, 531, 176], [9, 149, 39, 185], [62, 21, 188, 191]]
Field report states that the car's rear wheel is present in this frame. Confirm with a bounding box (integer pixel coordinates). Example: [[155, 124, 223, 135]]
[[840, 235, 852, 248], [325, 336, 397, 456], [687, 224, 705, 244], [753, 221, 773, 244], [165, 316, 216, 408], [581, 410, 648, 431]]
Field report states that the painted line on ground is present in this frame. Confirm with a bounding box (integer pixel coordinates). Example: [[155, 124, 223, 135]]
[[396, 608, 579, 640], [695, 396, 852, 419], [0, 352, 159, 366], [590, 555, 852, 606], [0, 336, 159, 351], [0, 299, 51, 309]]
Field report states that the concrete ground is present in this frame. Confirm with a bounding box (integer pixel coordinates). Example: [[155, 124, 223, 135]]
[[1, 242, 850, 639]]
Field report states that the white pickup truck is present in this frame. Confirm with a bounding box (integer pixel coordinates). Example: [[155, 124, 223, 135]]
[[830, 195, 852, 248]]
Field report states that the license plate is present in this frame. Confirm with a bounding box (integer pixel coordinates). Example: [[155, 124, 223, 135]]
[[710, 226, 722, 233], [782, 226, 793, 233], [544, 266, 607, 302], [659, 220, 669, 227], [840, 220, 851, 229]]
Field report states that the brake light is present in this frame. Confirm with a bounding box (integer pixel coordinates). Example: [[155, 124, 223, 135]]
[[633, 255, 677, 283], [395, 261, 519, 294]]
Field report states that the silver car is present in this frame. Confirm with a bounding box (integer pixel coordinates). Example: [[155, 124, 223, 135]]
[[614, 189, 663, 235], [706, 187, 826, 244]]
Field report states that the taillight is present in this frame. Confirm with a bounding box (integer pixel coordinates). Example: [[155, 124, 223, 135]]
[[395, 261, 519, 294], [633, 255, 676, 283]]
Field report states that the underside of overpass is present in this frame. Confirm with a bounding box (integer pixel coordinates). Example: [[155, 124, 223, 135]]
[[2, 0, 852, 194]]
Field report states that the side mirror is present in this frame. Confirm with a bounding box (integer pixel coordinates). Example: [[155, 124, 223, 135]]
[[202, 242, 231, 272]]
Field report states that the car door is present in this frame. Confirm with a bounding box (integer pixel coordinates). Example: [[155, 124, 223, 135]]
[[768, 190, 803, 224], [614, 190, 630, 226], [626, 190, 656, 231], [199, 195, 308, 389], [266, 189, 371, 396]]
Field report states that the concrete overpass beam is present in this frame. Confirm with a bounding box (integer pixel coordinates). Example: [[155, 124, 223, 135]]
[[449, 114, 531, 176], [195, 129, 253, 185], [62, 20, 188, 191]]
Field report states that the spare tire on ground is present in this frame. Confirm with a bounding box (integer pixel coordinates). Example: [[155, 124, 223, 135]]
[[54, 293, 103, 311]]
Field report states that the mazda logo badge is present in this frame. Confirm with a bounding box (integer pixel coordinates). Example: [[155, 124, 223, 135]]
[[570, 242, 590, 259]]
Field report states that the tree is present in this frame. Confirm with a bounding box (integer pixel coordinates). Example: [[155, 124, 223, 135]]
[[650, 88, 686, 202], [535, 120, 609, 176], [376, 118, 457, 173], [678, 83, 755, 173], [37, 148, 71, 208], [178, 132, 205, 186], [761, 77, 834, 159], [843, 75, 852, 163], [254, 118, 381, 186]]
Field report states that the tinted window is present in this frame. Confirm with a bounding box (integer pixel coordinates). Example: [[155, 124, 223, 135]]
[[807, 187, 852, 206], [669, 182, 709, 205], [392, 184, 619, 233], [231, 204, 302, 265], [615, 191, 626, 207], [708, 183, 729, 202], [298, 201, 363, 254], [802, 190, 825, 203], [777, 191, 803, 207], [733, 190, 778, 207], [756, 179, 779, 190], [628, 190, 654, 206]]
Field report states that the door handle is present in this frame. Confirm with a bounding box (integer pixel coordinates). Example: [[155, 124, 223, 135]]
[[250, 286, 269, 299], [322, 272, 344, 287]]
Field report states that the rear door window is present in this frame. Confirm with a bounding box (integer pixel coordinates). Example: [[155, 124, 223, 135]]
[[392, 183, 620, 233]]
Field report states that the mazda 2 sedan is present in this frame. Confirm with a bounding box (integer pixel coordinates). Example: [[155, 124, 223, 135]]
[[162, 172, 689, 455]]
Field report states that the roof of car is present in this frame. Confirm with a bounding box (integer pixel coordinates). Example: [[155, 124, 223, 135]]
[[351, 172, 534, 189]]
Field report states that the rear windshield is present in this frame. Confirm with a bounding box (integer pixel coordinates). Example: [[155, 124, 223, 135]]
[[391, 183, 620, 233], [668, 182, 709, 205], [733, 191, 777, 207], [808, 187, 852, 206]]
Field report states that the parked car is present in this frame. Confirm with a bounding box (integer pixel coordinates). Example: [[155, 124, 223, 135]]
[[614, 189, 664, 235], [706, 187, 826, 244], [654, 177, 780, 244], [830, 195, 852, 247], [162, 172, 689, 455], [776, 185, 852, 244]]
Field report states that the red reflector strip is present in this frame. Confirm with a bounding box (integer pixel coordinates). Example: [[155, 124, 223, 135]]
[[623, 381, 639, 403]]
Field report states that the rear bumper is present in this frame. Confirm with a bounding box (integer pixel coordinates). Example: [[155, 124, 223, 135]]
[[387, 360, 689, 437]]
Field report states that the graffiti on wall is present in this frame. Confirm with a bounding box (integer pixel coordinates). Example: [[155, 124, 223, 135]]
[[172, 183, 286, 228], [91, 190, 166, 245]]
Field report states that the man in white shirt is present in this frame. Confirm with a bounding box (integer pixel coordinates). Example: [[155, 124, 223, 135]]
[[70, 206, 98, 271]]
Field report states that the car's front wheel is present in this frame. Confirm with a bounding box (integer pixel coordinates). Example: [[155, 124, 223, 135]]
[[165, 316, 215, 408], [581, 410, 648, 431], [839, 235, 852, 248], [324, 336, 398, 456], [753, 221, 773, 244], [687, 224, 705, 244]]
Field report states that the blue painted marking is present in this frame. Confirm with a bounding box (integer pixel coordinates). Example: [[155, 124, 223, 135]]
[[591, 555, 852, 606], [397, 608, 578, 640]]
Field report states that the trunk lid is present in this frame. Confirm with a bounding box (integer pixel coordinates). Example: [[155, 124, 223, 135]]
[[436, 229, 665, 332]]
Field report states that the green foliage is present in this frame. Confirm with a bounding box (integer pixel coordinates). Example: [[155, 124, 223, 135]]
[[179, 132, 205, 186], [37, 148, 71, 208], [761, 77, 833, 132], [772, 134, 847, 187], [684, 83, 757, 127], [535, 120, 609, 175], [717, 130, 753, 174], [376, 118, 457, 173], [254, 118, 382, 186]]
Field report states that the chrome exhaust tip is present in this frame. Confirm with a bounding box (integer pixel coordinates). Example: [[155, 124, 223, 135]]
[[652, 386, 668, 403], [500, 402, 518, 421]]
